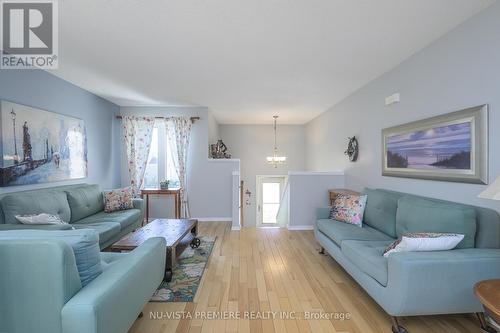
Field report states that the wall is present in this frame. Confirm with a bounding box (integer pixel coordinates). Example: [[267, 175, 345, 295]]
[[207, 110, 220, 150], [119, 106, 239, 219], [305, 2, 500, 214], [288, 172, 345, 229], [219, 124, 306, 226], [0, 69, 120, 194]]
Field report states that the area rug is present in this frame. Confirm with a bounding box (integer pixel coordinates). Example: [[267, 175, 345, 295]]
[[151, 235, 215, 302]]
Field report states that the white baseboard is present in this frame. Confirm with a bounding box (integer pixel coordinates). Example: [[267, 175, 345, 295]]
[[231, 226, 241, 231], [287, 225, 314, 231], [195, 217, 232, 222]]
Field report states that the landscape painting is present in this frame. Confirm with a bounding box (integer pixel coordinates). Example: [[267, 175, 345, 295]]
[[382, 105, 488, 184], [386, 122, 472, 170], [0, 101, 87, 187]]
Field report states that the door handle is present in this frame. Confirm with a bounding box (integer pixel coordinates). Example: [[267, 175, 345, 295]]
[[258, 205, 261, 212]]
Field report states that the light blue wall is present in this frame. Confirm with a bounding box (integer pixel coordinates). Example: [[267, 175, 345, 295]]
[[118, 106, 240, 219], [0, 69, 120, 193], [306, 3, 500, 214], [219, 124, 306, 226]]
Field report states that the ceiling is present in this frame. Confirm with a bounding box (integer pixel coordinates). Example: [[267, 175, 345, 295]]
[[51, 0, 494, 124]]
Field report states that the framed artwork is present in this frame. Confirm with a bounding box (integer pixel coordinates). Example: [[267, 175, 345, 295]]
[[0, 100, 87, 187], [382, 105, 488, 184]]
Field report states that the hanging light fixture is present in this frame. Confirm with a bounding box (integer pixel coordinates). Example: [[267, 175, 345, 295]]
[[266, 115, 287, 167]]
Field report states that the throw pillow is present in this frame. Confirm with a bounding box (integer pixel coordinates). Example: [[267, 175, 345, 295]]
[[15, 213, 67, 225], [0, 229, 102, 287], [330, 194, 368, 227], [104, 187, 133, 213], [383, 232, 464, 257]]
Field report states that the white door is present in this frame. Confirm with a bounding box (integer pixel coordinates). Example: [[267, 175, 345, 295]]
[[256, 176, 285, 226]]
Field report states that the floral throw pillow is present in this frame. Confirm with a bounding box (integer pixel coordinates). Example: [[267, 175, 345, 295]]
[[104, 187, 134, 213], [330, 194, 368, 227], [383, 232, 464, 257]]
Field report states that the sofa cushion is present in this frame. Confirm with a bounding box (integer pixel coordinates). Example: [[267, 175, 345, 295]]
[[65, 185, 104, 223], [0, 229, 102, 287], [72, 222, 121, 244], [341, 240, 393, 286], [1, 191, 71, 224], [330, 194, 367, 227], [104, 187, 134, 213], [363, 188, 400, 238], [76, 209, 141, 231], [396, 196, 477, 249], [316, 219, 394, 247]]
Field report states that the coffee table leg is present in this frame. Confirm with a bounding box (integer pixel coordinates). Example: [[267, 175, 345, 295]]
[[165, 246, 174, 282], [191, 220, 198, 237], [165, 268, 173, 282]]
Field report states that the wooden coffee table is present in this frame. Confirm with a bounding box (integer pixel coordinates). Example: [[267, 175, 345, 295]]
[[474, 279, 500, 333], [110, 219, 200, 281]]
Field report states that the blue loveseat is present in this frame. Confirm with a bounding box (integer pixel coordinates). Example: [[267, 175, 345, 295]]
[[0, 183, 143, 249], [315, 188, 500, 333], [0, 234, 165, 333], [0, 184, 163, 333]]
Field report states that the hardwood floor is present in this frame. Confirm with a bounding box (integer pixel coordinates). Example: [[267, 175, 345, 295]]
[[129, 222, 482, 333]]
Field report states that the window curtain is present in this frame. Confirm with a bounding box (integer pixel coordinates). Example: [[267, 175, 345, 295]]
[[165, 117, 192, 217], [123, 116, 155, 196]]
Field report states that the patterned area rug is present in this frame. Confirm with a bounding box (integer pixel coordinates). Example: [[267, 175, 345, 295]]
[[151, 235, 215, 302]]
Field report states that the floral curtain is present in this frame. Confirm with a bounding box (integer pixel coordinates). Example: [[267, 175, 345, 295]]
[[123, 116, 155, 196], [165, 117, 192, 217]]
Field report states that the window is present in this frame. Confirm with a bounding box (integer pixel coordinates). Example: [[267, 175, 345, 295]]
[[143, 122, 179, 189]]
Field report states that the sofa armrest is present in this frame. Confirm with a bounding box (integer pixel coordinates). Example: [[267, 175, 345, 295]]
[[132, 198, 144, 222], [0, 223, 74, 231], [132, 198, 143, 211], [0, 240, 82, 333], [61, 237, 166, 333], [316, 207, 331, 220], [386, 248, 500, 316]]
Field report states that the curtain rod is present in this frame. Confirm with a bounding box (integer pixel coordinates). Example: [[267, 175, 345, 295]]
[[115, 115, 200, 123]]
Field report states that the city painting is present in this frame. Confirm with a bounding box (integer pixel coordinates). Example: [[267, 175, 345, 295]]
[[382, 105, 488, 184], [0, 100, 87, 187]]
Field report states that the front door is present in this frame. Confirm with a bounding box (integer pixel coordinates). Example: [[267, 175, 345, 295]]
[[256, 176, 285, 226]]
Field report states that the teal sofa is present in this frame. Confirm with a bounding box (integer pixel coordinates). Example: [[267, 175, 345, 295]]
[[0, 234, 165, 333], [0, 184, 144, 249], [315, 188, 500, 333]]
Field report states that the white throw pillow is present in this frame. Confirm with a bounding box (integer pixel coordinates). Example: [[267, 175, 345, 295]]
[[383, 233, 464, 257], [15, 213, 68, 225]]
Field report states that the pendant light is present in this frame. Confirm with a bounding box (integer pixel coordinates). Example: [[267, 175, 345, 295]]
[[266, 115, 287, 167]]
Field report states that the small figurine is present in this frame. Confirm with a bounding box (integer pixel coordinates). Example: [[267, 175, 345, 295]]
[[210, 139, 231, 159]]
